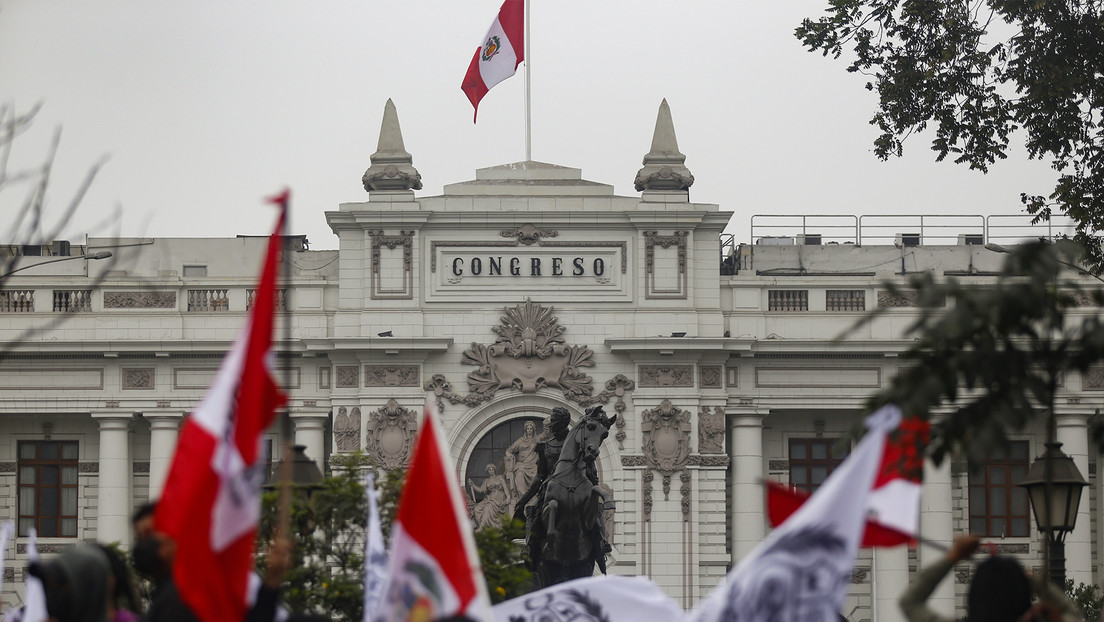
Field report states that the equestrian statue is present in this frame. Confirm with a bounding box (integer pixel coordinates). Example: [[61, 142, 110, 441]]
[[513, 405, 615, 587]]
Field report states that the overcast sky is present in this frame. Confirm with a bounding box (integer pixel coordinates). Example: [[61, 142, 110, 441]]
[[0, 1, 1060, 250]]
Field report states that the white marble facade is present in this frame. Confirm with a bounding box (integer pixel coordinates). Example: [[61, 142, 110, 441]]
[[0, 100, 1102, 621]]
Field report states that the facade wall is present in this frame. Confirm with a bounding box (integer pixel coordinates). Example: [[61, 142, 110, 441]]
[[1, 161, 1102, 620]]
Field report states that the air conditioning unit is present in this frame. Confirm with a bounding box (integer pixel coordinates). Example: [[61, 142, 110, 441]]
[[958, 233, 984, 246], [797, 234, 822, 246], [895, 233, 921, 247]]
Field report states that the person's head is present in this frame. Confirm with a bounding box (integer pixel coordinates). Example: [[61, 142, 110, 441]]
[[550, 407, 571, 436], [27, 543, 111, 622], [94, 543, 140, 615], [131, 501, 174, 580], [966, 555, 1032, 622], [485, 463, 497, 476], [524, 421, 535, 436]]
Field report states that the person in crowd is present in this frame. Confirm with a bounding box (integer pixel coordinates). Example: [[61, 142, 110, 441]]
[[132, 501, 294, 622], [94, 544, 141, 621], [27, 543, 113, 622], [899, 533, 1080, 622]]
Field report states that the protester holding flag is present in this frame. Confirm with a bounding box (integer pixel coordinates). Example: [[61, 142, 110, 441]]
[[899, 533, 1079, 622]]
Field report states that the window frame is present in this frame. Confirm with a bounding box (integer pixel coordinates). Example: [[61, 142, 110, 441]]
[[968, 440, 1031, 538], [17, 440, 80, 538], [788, 437, 847, 494]]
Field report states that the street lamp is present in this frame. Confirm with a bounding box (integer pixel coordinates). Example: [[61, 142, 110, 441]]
[[0, 251, 112, 279], [1017, 442, 1087, 586], [263, 444, 324, 495]]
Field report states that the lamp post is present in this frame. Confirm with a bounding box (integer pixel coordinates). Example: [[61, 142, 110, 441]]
[[1017, 442, 1087, 586], [0, 251, 112, 279]]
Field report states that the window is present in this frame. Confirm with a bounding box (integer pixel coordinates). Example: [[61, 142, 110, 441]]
[[968, 441, 1030, 537], [18, 441, 79, 537], [789, 438, 847, 494]]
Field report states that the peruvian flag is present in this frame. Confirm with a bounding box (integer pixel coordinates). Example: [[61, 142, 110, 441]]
[[461, 0, 524, 122], [767, 416, 929, 547], [371, 399, 492, 622], [155, 192, 288, 622]]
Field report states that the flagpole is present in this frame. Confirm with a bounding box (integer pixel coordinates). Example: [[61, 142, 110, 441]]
[[524, 0, 531, 161], [277, 195, 293, 542]]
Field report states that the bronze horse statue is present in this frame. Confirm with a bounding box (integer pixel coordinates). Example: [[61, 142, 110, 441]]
[[529, 406, 614, 587]]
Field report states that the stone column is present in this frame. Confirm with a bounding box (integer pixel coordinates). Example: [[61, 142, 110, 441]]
[[292, 410, 329, 470], [93, 414, 132, 547], [918, 457, 955, 617], [729, 406, 765, 563], [1055, 409, 1092, 587], [875, 546, 909, 622], [145, 412, 182, 498]]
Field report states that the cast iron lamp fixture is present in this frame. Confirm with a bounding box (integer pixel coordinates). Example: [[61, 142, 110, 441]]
[[263, 444, 324, 496], [1017, 442, 1087, 586]]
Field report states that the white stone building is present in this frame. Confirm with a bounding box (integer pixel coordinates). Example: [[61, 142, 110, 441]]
[[0, 99, 1101, 621]]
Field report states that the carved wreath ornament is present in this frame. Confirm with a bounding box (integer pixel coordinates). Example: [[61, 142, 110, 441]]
[[462, 298, 595, 401]]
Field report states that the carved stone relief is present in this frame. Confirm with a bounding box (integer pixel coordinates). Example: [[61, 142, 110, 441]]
[[122, 368, 155, 390], [365, 400, 418, 470], [642, 470, 654, 522], [877, 290, 947, 308], [104, 291, 176, 309], [500, 224, 558, 245], [638, 365, 694, 388], [641, 399, 692, 474], [132, 462, 150, 474], [698, 406, 725, 454], [336, 366, 359, 388], [699, 365, 722, 389], [1084, 366, 1104, 390], [364, 365, 420, 387], [462, 298, 595, 402], [334, 406, 362, 452], [679, 470, 691, 521], [851, 567, 870, 584]]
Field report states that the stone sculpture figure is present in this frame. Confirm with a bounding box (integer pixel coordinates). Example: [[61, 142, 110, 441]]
[[467, 463, 509, 530], [513, 406, 614, 587], [503, 420, 539, 505]]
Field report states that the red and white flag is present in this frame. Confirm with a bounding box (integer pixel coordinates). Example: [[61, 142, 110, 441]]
[[766, 415, 929, 547], [688, 405, 901, 622], [461, 0, 524, 122], [371, 399, 492, 622], [155, 191, 288, 622]]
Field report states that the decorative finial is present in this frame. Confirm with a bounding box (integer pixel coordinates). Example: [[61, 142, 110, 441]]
[[634, 99, 694, 192], [362, 99, 423, 192]]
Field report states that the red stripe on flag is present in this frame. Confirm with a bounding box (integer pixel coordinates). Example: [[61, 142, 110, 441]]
[[765, 481, 915, 548]]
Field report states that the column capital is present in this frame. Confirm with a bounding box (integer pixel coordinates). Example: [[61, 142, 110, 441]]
[[90, 412, 134, 428], [1055, 408, 1094, 423], [291, 413, 328, 432]]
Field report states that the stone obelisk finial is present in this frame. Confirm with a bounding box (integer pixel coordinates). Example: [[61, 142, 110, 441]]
[[362, 99, 423, 193], [634, 99, 694, 193]]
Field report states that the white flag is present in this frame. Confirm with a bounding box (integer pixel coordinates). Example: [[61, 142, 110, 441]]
[[362, 472, 388, 621], [688, 405, 902, 622], [0, 522, 11, 619], [21, 529, 47, 622], [493, 575, 684, 622]]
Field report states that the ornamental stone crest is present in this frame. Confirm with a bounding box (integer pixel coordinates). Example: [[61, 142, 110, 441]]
[[334, 406, 361, 452], [365, 400, 418, 470], [500, 224, 558, 245], [641, 399, 692, 474], [462, 298, 595, 401]]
